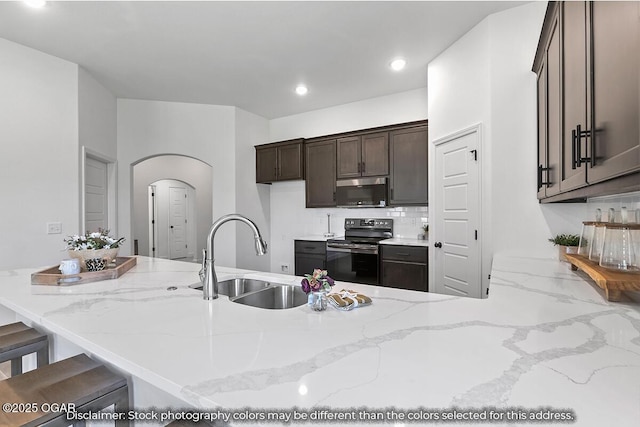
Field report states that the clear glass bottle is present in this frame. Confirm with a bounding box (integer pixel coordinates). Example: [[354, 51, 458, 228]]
[[578, 222, 595, 257], [599, 208, 639, 272], [589, 223, 606, 262]]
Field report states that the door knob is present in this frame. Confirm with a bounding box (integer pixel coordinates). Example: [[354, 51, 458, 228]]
[[434, 242, 442, 248]]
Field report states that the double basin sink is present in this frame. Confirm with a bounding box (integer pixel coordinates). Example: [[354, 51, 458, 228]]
[[190, 278, 307, 309]]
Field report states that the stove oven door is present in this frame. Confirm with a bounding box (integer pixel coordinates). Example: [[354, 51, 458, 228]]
[[326, 245, 378, 285]]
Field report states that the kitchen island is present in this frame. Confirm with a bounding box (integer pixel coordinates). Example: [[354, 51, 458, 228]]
[[0, 255, 638, 426]]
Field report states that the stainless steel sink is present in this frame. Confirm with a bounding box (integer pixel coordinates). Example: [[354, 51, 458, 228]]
[[190, 278, 307, 309], [232, 285, 307, 309], [189, 278, 270, 297]]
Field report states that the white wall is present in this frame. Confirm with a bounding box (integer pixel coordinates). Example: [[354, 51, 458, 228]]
[[235, 108, 271, 272], [270, 88, 428, 141], [266, 89, 429, 275], [117, 99, 237, 267], [0, 38, 79, 269], [78, 67, 117, 160], [427, 1, 588, 296]]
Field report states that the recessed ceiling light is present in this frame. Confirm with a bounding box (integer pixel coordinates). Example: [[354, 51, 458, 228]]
[[390, 58, 407, 71], [295, 85, 308, 96], [24, 0, 46, 8]]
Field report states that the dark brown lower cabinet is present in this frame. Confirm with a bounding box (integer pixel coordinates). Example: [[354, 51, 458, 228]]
[[294, 240, 326, 276], [380, 245, 428, 292]]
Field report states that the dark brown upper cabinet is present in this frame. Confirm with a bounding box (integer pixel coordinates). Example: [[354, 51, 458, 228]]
[[560, 0, 589, 193], [336, 132, 389, 179], [534, 1, 640, 202], [536, 4, 562, 199], [589, 1, 640, 184], [389, 126, 428, 206], [305, 139, 337, 208], [255, 139, 304, 184]]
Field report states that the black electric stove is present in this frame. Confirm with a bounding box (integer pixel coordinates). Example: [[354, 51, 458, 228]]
[[326, 218, 393, 284]]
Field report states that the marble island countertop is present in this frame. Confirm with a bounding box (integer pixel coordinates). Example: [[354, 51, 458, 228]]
[[0, 255, 639, 426]]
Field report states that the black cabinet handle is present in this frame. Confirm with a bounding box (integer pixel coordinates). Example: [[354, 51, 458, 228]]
[[590, 126, 596, 168], [574, 124, 592, 167], [357, 162, 361, 173], [576, 124, 583, 167], [538, 164, 551, 189], [434, 242, 442, 248], [396, 252, 410, 257], [571, 129, 580, 169], [362, 162, 365, 173]]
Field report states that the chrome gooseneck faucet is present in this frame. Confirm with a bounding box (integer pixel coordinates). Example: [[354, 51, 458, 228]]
[[200, 214, 268, 300]]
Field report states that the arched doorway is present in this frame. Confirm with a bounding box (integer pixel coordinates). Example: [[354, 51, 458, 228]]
[[132, 154, 212, 262]]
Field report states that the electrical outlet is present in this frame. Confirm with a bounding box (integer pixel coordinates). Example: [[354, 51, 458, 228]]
[[47, 222, 62, 234], [280, 263, 290, 273]]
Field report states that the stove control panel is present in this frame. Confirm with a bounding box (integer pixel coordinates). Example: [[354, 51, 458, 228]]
[[344, 218, 393, 230]]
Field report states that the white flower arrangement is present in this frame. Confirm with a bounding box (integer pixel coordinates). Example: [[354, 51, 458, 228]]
[[64, 229, 125, 251]]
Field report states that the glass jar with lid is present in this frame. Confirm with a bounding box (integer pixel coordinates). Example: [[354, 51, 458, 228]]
[[599, 208, 639, 272]]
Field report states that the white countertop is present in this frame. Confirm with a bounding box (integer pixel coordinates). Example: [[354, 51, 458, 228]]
[[295, 235, 342, 242], [1, 256, 639, 426], [379, 237, 429, 247]]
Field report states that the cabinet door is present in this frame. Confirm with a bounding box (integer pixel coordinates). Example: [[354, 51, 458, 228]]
[[536, 7, 562, 199], [560, 1, 589, 192], [588, 1, 640, 183], [295, 254, 326, 276], [278, 142, 304, 181], [537, 59, 549, 199], [361, 132, 389, 177], [336, 136, 361, 178], [546, 10, 562, 197], [381, 261, 427, 292], [305, 140, 337, 207], [256, 146, 278, 183], [389, 126, 428, 205]]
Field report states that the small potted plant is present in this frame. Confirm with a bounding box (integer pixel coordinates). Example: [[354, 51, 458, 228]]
[[548, 234, 580, 262], [64, 229, 125, 270]]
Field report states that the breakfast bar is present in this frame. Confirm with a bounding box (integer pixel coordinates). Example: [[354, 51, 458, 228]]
[[0, 255, 638, 426]]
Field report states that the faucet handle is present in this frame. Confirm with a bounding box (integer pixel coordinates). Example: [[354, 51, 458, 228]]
[[199, 249, 207, 283]]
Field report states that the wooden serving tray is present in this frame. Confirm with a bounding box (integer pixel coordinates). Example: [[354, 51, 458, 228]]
[[565, 253, 640, 301], [31, 257, 137, 286]]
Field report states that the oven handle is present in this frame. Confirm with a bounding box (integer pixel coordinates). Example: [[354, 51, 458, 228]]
[[327, 246, 378, 255]]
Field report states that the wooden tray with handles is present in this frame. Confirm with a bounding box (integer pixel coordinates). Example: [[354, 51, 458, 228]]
[[565, 253, 640, 301], [31, 257, 137, 286]]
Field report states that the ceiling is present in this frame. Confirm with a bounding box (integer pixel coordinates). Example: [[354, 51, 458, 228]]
[[0, 1, 527, 119]]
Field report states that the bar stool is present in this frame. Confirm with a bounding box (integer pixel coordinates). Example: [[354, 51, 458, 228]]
[[0, 322, 48, 376], [0, 353, 129, 426]]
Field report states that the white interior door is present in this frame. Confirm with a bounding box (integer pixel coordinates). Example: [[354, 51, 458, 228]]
[[84, 157, 108, 233], [169, 186, 187, 259], [432, 126, 481, 298]]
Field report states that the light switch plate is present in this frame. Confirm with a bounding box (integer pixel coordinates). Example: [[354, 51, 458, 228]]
[[47, 222, 62, 234]]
